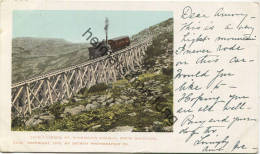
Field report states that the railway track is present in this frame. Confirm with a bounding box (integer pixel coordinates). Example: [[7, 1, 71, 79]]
[[12, 38, 151, 88]]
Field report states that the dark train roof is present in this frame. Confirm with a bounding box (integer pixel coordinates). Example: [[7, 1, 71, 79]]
[[109, 35, 129, 41]]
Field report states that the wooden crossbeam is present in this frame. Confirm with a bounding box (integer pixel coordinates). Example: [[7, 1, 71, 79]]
[[11, 104, 23, 116], [39, 79, 49, 106], [133, 50, 140, 66], [56, 76, 67, 100], [26, 84, 32, 115], [27, 86, 43, 107], [72, 70, 81, 93], [63, 73, 71, 98], [63, 72, 74, 98], [68, 70, 76, 83], [49, 76, 64, 101], [90, 63, 99, 86], [47, 79, 53, 105], [67, 70, 78, 94], [101, 60, 109, 83], [50, 75, 61, 101], [40, 78, 56, 106], [77, 69, 83, 89], [129, 50, 135, 71], [30, 80, 44, 104], [112, 67, 117, 81], [82, 66, 90, 86], [11, 86, 24, 116], [125, 52, 131, 71], [12, 86, 24, 105]]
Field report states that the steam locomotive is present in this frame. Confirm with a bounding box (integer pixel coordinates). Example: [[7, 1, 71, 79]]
[[89, 36, 130, 59]]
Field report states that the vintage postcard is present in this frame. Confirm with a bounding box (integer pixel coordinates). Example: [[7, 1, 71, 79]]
[[0, 0, 259, 153]]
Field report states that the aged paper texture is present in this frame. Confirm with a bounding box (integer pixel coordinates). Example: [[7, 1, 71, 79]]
[[0, 0, 259, 153]]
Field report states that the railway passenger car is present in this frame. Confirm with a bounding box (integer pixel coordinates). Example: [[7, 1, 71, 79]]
[[108, 36, 130, 51], [89, 36, 130, 59]]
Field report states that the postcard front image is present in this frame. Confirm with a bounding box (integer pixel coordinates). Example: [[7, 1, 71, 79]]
[[11, 10, 174, 132]]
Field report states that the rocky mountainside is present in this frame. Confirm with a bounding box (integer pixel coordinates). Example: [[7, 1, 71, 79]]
[[12, 37, 90, 83], [131, 18, 173, 42], [12, 33, 173, 132]]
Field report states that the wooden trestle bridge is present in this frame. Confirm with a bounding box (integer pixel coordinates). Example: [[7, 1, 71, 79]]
[[11, 38, 152, 117]]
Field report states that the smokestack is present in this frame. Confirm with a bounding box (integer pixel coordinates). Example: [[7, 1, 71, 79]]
[[104, 17, 109, 45]]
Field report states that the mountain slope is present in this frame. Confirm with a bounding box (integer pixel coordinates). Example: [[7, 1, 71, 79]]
[[131, 18, 173, 42], [12, 37, 90, 83]]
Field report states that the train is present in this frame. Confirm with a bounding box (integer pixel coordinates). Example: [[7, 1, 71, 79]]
[[89, 36, 130, 59]]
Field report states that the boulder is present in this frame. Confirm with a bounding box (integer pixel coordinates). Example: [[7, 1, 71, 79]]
[[153, 121, 163, 125], [64, 105, 85, 115], [106, 98, 114, 104], [144, 108, 153, 113], [120, 95, 129, 100], [128, 112, 137, 117], [152, 121, 164, 131], [86, 103, 98, 111], [91, 125, 101, 130], [60, 99, 69, 105], [39, 114, 55, 120], [144, 127, 150, 132], [163, 126, 173, 132], [125, 99, 134, 104], [129, 77, 137, 83], [101, 101, 107, 106], [132, 96, 137, 100], [115, 98, 123, 104], [25, 117, 42, 127], [74, 97, 84, 102], [92, 101, 100, 107], [90, 95, 98, 100], [97, 95, 108, 102], [108, 126, 134, 132], [109, 103, 115, 107]]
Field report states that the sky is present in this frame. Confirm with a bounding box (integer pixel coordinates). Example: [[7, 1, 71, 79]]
[[13, 10, 172, 43]]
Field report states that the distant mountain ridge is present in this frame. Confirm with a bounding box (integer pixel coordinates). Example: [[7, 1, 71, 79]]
[[13, 37, 89, 56], [12, 37, 90, 83]]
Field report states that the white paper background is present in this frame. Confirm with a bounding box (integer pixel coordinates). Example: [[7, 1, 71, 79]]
[[0, 1, 259, 153]]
